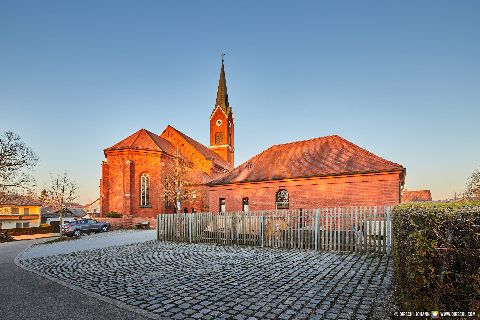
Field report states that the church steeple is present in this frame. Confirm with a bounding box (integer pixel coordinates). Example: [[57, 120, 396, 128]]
[[215, 54, 231, 115], [210, 55, 235, 168]]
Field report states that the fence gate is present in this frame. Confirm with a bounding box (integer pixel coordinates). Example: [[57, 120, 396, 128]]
[[157, 206, 392, 255]]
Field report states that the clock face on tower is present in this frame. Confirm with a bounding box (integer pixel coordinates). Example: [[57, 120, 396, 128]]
[[216, 119, 222, 126]]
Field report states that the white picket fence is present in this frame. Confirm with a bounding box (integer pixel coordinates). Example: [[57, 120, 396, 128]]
[[157, 207, 392, 255]]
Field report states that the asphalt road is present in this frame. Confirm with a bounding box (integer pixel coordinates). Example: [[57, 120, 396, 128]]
[[0, 240, 150, 320]]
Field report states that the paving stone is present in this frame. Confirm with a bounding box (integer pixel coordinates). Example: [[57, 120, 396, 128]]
[[184, 309, 196, 315], [191, 312, 204, 319], [18, 240, 393, 320]]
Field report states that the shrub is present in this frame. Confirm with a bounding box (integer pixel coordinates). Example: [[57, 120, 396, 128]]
[[392, 201, 480, 311], [105, 212, 122, 218]]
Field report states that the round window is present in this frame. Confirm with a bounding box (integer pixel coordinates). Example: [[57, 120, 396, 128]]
[[216, 119, 222, 126]]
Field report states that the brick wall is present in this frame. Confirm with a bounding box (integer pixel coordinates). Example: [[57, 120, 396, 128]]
[[101, 149, 210, 218], [96, 216, 158, 230], [208, 171, 403, 212], [101, 149, 168, 218]]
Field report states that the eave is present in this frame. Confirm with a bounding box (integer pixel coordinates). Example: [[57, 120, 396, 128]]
[[207, 168, 405, 187]]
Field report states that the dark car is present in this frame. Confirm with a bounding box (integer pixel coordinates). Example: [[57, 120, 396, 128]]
[[62, 219, 111, 237]]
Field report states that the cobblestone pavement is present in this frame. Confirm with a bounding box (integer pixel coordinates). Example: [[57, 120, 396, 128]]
[[18, 241, 393, 320]]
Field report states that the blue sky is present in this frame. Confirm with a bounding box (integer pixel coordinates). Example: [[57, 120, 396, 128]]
[[1, 0, 479, 203]]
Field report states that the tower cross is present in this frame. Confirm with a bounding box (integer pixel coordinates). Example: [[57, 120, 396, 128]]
[[221, 52, 225, 63]]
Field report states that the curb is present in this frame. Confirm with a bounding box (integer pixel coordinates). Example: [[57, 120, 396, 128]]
[[14, 241, 164, 320], [12, 233, 60, 241]]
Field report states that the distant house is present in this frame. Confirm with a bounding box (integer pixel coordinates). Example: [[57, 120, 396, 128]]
[[83, 198, 100, 215], [41, 208, 89, 225], [0, 194, 42, 229], [64, 202, 84, 209], [401, 190, 432, 203]]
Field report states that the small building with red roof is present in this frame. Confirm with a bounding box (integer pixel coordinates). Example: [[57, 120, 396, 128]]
[[401, 190, 432, 203], [208, 135, 405, 212]]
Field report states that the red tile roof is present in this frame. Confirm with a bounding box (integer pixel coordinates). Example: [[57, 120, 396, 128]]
[[401, 190, 432, 203], [105, 127, 231, 171], [0, 193, 42, 206], [163, 125, 231, 170], [210, 135, 404, 185], [104, 128, 174, 155]]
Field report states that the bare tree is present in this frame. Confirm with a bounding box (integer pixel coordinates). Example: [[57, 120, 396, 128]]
[[39, 188, 48, 205], [44, 172, 79, 228], [164, 149, 195, 213], [465, 166, 480, 200], [0, 131, 38, 192]]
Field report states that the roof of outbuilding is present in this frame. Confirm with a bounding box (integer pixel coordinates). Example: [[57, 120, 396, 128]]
[[209, 135, 404, 185], [41, 208, 89, 218], [401, 190, 432, 203]]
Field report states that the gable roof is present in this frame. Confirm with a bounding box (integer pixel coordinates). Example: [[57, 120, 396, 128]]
[[104, 128, 174, 155], [210, 135, 404, 185], [42, 208, 88, 218], [104, 127, 231, 173], [402, 190, 432, 203], [83, 198, 100, 208], [161, 125, 231, 171], [0, 193, 42, 206]]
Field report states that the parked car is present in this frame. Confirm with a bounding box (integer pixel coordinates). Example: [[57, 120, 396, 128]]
[[62, 219, 111, 237]]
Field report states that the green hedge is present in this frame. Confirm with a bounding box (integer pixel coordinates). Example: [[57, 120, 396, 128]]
[[392, 201, 480, 311]]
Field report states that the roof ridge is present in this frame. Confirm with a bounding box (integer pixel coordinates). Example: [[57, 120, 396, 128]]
[[166, 125, 231, 168], [105, 128, 173, 153], [270, 135, 339, 148], [130, 128, 146, 147], [169, 126, 209, 152], [144, 129, 161, 142], [210, 134, 404, 186], [271, 134, 402, 169], [334, 135, 403, 169], [83, 198, 100, 207]]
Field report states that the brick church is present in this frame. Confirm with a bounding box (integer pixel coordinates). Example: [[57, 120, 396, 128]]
[[100, 59, 405, 217]]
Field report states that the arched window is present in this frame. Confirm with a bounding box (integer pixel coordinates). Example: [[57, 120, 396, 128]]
[[140, 173, 150, 207], [215, 132, 223, 144], [276, 189, 289, 209]]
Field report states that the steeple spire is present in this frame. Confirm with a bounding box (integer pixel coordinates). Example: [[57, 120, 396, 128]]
[[215, 54, 230, 114], [210, 54, 235, 167]]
